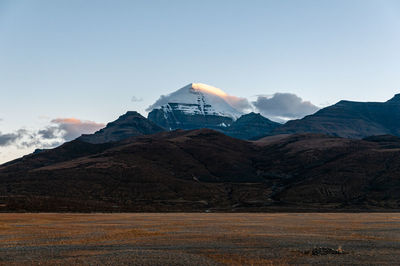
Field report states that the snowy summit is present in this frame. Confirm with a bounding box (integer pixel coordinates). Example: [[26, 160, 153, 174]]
[[147, 83, 243, 120]]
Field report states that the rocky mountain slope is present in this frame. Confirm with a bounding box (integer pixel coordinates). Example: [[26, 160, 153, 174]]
[[1, 129, 400, 212]]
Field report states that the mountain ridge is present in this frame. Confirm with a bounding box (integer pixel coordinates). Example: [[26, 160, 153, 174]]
[[73, 91, 400, 144], [272, 94, 400, 138]]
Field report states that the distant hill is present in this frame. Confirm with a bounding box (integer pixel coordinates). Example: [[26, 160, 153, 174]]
[[273, 94, 400, 138], [1, 129, 400, 212]]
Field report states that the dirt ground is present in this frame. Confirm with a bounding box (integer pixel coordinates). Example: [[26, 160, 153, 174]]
[[0, 213, 399, 265]]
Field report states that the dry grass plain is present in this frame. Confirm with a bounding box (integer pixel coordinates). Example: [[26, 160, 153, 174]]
[[0, 213, 399, 265]]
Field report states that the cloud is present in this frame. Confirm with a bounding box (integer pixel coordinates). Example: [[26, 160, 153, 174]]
[[39, 118, 105, 141], [0, 118, 104, 150], [253, 93, 319, 121], [0, 132, 19, 146], [146, 95, 167, 112], [0, 117, 104, 164], [131, 96, 143, 102], [0, 129, 33, 147], [223, 95, 252, 113]]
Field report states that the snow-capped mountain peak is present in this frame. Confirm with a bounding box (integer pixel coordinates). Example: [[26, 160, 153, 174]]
[[148, 83, 243, 119]]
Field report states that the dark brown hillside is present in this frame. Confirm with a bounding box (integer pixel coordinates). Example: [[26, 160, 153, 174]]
[[1, 130, 400, 212], [253, 134, 400, 207]]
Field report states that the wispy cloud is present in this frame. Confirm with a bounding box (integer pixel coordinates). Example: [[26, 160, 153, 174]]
[[131, 96, 143, 102]]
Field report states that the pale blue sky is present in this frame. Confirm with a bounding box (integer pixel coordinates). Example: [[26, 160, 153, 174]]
[[1, 0, 400, 162]]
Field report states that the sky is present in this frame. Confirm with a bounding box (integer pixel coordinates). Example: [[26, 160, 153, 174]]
[[1, 0, 400, 163]]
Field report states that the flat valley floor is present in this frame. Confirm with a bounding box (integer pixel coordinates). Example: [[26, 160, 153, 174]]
[[0, 213, 399, 265]]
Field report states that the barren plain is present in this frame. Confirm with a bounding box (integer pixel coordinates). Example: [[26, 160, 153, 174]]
[[0, 213, 399, 265]]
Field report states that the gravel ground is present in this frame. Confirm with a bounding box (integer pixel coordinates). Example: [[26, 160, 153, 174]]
[[0, 213, 399, 265]]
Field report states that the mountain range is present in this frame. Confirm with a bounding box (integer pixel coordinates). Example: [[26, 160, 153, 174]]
[[147, 83, 400, 139], [80, 84, 400, 141], [1, 83, 400, 212]]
